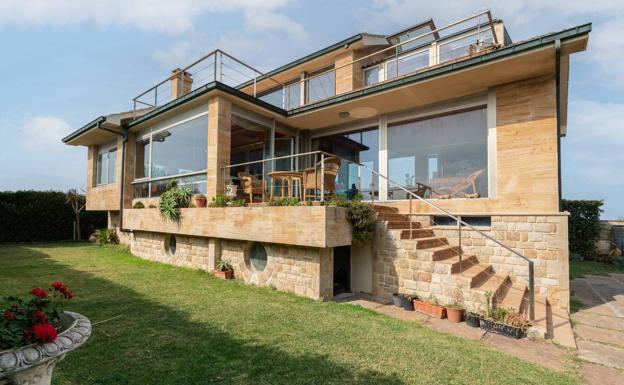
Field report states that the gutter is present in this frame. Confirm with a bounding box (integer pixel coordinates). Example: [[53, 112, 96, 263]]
[[62, 116, 105, 143]]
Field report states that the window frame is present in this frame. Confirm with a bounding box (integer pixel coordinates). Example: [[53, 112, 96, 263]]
[[132, 111, 209, 197], [95, 141, 118, 186]]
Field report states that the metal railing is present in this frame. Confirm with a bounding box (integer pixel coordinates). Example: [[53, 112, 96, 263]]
[[131, 10, 500, 115], [221, 149, 535, 320], [132, 49, 283, 116]]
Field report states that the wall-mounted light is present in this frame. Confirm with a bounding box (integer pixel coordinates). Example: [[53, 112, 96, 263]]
[[338, 111, 350, 118]]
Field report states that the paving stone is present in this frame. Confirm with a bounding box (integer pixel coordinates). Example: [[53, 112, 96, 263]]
[[572, 311, 624, 332], [579, 361, 624, 385], [574, 324, 624, 349], [577, 340, 624, 370]]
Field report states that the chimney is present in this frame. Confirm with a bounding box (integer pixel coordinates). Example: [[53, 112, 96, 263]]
[[171, 68, 193, 99]]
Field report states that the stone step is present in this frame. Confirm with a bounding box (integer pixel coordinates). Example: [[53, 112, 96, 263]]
[[434, 254, 478, 274], [498, 283, 528, 313], [376, 212, 410, 222], [424, 245, 460, 260], [372, 205, 399, 213], [399, 228, 435, 239], [460, 263, 495, 288], [415, 236, 448, 249], [386, 221, 419, 230]]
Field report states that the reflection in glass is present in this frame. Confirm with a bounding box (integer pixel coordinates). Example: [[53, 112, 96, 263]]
[[307, 69, 335, 103]]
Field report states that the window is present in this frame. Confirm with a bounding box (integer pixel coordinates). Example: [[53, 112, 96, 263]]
[[306, 67, 335, 104], [96, 141, 117, 185], [388, 108, 488, 199], [388, 25, 436, 54], [250, 243, 267, 271], [133, 114, 208, 198], [363, 66, 379, 86], [166, 235, 177, 256]]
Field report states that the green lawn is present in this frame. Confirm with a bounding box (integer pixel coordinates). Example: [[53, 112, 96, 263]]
[[0, 243, 579, 385], [569, 260, 624, 280]]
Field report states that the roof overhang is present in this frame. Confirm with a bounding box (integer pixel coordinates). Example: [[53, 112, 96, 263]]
[[62, 109, 150, 146]]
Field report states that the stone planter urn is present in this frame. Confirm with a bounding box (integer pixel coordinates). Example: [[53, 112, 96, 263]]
[[0, 312, 91, 385]]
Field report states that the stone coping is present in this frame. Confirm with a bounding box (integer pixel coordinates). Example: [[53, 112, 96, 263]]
[[0, 312, 91, 377]]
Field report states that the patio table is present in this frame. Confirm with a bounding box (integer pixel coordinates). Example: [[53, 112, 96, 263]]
[[267, 171, 304, 200]]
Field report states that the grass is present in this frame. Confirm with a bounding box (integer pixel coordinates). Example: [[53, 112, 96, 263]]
[[569, 260, 624, 280], [0, 243, 580, 385]]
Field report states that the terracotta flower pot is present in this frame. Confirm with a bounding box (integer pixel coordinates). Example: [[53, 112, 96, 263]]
[[194, 196, 207, 208], [446, 307, 465, 323], [213, 269, 233, 279], [414, 300, 447, 319]]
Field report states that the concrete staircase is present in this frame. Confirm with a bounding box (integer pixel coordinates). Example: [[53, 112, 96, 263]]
[[373, 205, 571, 344]]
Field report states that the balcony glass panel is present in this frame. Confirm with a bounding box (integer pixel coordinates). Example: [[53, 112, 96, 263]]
[[386, 49, 429, 80], [438, 30, 493, 63], [151, 115, 208, 178], [388, 108, 488, 199], [306, 70, 335, 104]]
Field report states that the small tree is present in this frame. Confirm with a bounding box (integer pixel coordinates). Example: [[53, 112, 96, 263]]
[[66, 189, 86, 240]]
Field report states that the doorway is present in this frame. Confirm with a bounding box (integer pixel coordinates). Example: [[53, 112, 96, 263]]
[[333, 246, 351, 295]]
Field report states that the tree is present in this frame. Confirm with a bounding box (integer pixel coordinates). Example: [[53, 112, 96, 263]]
[[65, 189, 86, 240]]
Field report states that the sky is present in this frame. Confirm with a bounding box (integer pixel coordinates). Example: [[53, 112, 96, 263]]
[[0, 0, 621, 218]]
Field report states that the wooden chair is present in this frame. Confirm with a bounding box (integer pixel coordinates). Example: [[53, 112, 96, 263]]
[[434, 168, 485, 199], [302, 157, 340, 201], [237, 172, 264, 203]]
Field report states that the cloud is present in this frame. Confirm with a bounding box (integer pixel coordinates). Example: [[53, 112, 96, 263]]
[[152, 42, 196, 70], [19, 116, 73, 151], [0, 0, 305, 37]]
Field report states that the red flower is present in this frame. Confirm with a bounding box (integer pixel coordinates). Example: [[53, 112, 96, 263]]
[[3, 310, 15, 320], [51, 281, 66, 291], [32, 323, 57, 343], [33, 310, 46, 323], [30, 288, 48, 298], [62, 290, 74, 299]]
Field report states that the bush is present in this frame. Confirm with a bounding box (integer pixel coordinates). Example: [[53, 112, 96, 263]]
[[158, 180, 193, 221], [326, 198, 376, 244], [268, 197, 306, 206], [562, 199, 603, 259], [208, 195, 245, 207], [92, 228, 119, 246], [0, 191, 107, 242], [132, 201, 145, 209]]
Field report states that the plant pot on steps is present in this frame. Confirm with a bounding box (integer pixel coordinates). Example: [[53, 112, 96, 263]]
[[0, 312, 91, 385], [414, 300, 446, 318], [399, 295, 414, 311], [446, 307, 465, 323], [479, 318, 524, 339], [392, 293, 402, 307], [465, 312, 481, 328]]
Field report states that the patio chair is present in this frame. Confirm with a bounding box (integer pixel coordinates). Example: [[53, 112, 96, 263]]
[[435, 168, 485, 199], [238, 172, 264, 203], [302, 157, 340, 201]]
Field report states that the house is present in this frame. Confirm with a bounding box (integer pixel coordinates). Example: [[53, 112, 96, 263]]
[[62, 10, 590, 342]]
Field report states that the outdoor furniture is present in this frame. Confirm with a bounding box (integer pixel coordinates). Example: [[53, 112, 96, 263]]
[[267, 171, 304, 200], [302, 157, 340, 201], [434, 168, 485, 199], [237, 172, 264, 203], [388, 182, 432, 199]]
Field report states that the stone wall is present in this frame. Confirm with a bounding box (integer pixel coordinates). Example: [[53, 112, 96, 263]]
[[127, 231, 334, 301], [596, 220, 624, 256]]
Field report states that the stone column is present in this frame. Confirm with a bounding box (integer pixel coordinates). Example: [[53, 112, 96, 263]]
[[206, 96, 231, 199], [207, 238, 221, 270], [334, 51, 363, 95], [122, 133, 135, 210]]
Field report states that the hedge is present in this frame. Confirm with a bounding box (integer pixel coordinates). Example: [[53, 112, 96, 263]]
[[0, 191, 107, 243], [562, 199, 603, 259]]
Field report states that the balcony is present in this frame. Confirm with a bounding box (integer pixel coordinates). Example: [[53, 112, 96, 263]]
[[132, 10, 502, 115]]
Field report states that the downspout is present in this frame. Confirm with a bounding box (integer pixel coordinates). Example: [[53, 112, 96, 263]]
[[555, 39, 562, 212], [118, 127, 129, 232]]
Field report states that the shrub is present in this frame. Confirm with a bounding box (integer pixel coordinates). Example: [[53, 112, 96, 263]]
[[92, 228, 119, 246], [326, 198, 376, 244], [208, 195, 245, 208], [158, 180, 193, 221], [216, 260, 233, 272], [0, 281, 74, 350], [562, 199, 603, 259], [0, 191, 106, 242], [268, 197, 304, 206], [132, 201, 145, 209]]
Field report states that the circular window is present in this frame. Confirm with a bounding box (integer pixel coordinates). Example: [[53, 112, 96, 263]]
[[166, 235, 177, 256], [250, 243, 267, 271]]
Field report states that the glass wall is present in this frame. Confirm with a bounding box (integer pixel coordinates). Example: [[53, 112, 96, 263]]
[[133, 114, 208, 197], [387, 108, 488, 199], [312, 127, 378, 199]]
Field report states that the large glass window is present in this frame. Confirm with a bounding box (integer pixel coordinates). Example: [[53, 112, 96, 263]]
[[133, 114, 208, 197], [96, 141, 117, 185], [312, 127, 378, 200], [306, 68, 335, 104], [388, 108, 488, 199]]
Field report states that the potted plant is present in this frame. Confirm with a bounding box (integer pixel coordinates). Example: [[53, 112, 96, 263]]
[[399, 294, 414, 311], [214, 260, 234, 280], [193, 194, 207, 208], [392, 293, 402, 307], [445, 291, 465, 323], [0, 282, 91, 385], [414, 295, 447, 319], [465, 311, 482, 328], [478, 291, 530, 338]]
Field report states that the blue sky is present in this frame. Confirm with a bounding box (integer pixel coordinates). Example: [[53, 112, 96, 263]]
[[0, 0, 621, 218]]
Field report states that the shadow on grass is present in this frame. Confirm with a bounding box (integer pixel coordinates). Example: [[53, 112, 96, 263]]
[[1, 244, 405, 385]]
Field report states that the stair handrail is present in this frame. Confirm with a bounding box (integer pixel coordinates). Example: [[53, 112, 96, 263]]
[[315, 150, 536, 321]]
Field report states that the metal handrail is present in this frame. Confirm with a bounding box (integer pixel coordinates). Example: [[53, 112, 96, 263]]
[[221, 149, 535, 320], [259, 9, 498, 109]]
